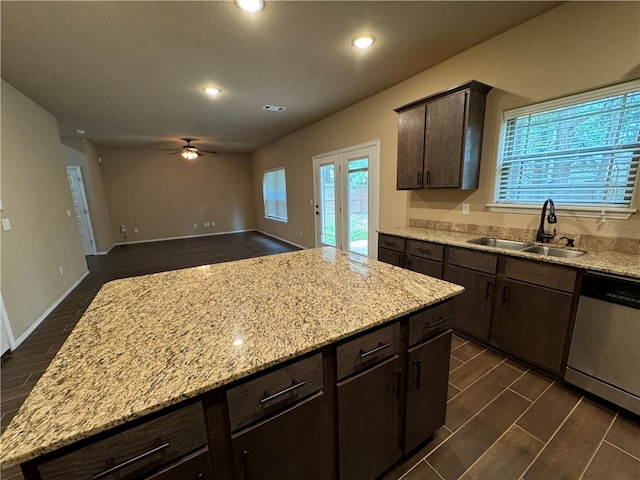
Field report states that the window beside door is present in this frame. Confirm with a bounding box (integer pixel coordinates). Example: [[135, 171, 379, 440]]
[[263, 167, 288, 222]]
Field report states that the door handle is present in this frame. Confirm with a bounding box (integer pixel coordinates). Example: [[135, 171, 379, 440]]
[[502, 285, 510, 303], [486, 280, 493, 299], [393, 368, 402, 399]]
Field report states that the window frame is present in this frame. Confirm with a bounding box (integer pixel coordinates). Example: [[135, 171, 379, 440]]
[[262, 166, 288, 223], [489, 80, 639, 220]]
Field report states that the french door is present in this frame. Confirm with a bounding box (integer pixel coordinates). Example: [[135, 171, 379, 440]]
[[313, 142, 379, 257]]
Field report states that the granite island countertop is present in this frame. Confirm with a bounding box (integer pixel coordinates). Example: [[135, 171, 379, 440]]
[[0, 247, 464, 467], [379, 226, 640, 280]]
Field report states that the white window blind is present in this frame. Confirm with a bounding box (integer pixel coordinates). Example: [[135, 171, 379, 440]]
[[263, 167, 288, 222], [495, 80, 640, 209]]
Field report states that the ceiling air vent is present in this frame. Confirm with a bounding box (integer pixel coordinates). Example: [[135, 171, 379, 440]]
[[262, 105, 286, 112]]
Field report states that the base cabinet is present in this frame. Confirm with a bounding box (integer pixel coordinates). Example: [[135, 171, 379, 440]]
[[404, 331, 451, 453], [337, 355, 403, 480], [145, 448, 213, 480], [231, 393, 330, 480], [444, 265, 494, 341], [491, 279, 573, 374]]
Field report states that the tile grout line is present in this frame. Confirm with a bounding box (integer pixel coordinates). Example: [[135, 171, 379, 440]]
[[602, 438, 640, 462], [448, 357, 509, 400], [578, 412, 618, 479], [520, 393, 585, 479], [452, 366, 543, 479]]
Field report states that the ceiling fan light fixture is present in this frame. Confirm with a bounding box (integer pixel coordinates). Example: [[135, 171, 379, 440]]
[[352, 34, 375, 49], [182, 149, 199, 160], [203, 87, 221, 96], [236, 0, 264, 13]]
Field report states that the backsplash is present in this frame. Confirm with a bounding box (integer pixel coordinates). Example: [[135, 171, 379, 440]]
[[408, 219, 640, 255]]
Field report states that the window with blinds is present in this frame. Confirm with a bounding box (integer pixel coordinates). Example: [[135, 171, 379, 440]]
[[263, 167, 288, 222], [495, 81, 640, 209]]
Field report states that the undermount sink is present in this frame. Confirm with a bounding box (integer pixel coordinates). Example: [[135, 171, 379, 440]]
[[521, 245, 586, 258], [466, 237, 531, 250]]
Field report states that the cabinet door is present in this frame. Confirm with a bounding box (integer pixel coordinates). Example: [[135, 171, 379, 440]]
[[491, 279, 572, 373], [397, 105, 426, 189], [406, 255, 443, 278], [444, 265, 494, 341], [145, 448, 212, 480], [338, 355, 402, 480], [405, 331, 451, 453], [425, 91, 466, 188], [378, 247, 405, 267], [232, 393, 331, 480]]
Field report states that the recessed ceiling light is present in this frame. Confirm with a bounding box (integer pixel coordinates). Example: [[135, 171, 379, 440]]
[[203, 87, 221, 96], [75, 128, 86, 134], [236, 0, 264, 13], [352, 35, 375, 49]]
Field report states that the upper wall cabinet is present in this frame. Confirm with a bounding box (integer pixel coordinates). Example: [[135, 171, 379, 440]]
[[395, 81, 492, 190]]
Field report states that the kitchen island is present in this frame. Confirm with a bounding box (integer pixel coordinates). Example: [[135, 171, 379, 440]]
[[1, 247, 464, 479]]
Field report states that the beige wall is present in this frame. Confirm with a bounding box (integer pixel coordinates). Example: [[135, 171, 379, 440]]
[[251, 2, 640, 248], [63, 139, 115, 253], [99, 148, 256, 243], [1, 80, 88, 340]]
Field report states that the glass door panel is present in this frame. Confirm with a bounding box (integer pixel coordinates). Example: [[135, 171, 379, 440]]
[[320, 163, 336, 246], [347, 158, 368, 256]]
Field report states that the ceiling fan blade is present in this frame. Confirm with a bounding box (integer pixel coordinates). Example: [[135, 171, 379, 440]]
[[200, 150, 218, 154], [168, 151, 180, 155]]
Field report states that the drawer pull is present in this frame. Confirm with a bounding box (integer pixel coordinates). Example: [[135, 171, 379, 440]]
[[359, 342, 392, 359], [259, 379, 306, 404], [427, 315, 451, 328], [92, 441, 171, 480]]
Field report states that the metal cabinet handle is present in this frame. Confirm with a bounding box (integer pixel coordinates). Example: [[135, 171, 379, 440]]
[[92, 442, 171, 479], [426, 171, 431, 186], [417, 171, 422, 186], [260, 379, 306, 404], [486, 280, 493, 299], [399, 256, 405, 268], [406, 258, 412, 269], [393, 368, 402, 399], [242, 449, 250, 480], [360, 341, 392, 359], [426, 315, 451, 328], [502, 285, 510, 303], [411, 358, 422, 388]]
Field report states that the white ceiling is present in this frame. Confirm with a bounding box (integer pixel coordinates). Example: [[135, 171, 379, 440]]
[[1, 1, 561, 154]]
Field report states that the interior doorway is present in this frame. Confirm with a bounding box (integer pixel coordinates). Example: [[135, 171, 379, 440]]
[[66, 166, 96, 256], [313, 141, 379, 257]]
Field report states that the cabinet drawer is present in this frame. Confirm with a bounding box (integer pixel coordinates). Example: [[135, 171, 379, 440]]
[[448, 247, 497, 274], [144, 447, 212, 480], [406, 239, 444, 261], [378, 247, 405, 267], [379, 234, 406, 253], [337, 322, 400, 380], [505, 258, 577, 293], [226, 353, 323, 431], [38, 402, 207, 480], [408, 301, 454, 346]]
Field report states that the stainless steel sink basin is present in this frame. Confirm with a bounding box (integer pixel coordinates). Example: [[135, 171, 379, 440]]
[[466, 237, 531, 250], [521, 245, 586, 258]]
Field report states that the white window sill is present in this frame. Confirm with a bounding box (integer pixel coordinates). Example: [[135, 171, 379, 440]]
[[487, 203, 636, 220], [264, 216, 288, 224]]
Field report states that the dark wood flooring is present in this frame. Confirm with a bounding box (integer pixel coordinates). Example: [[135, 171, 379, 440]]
[[2, 232, 639, 479]]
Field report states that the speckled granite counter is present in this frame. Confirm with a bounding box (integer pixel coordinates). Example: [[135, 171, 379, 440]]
[[0, 247, 463, 467], [379, 226, 640, 279]]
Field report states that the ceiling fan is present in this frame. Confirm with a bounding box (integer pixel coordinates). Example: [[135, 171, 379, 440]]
[[167, 138, 217, 160]]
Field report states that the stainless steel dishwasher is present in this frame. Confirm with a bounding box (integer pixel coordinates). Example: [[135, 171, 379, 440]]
[[565, 271, 640, 415]]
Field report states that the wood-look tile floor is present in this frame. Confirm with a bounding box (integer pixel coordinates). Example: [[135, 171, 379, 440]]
[[383, 336, 640, 480], [1, 232, 639, 479]]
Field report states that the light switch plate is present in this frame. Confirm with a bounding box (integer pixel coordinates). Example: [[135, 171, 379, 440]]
[[462, 204, 470, 215], [2, 218, 11, 231]]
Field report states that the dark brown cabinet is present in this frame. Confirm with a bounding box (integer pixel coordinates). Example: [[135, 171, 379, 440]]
[[404, 331, 451, 453], [395, 81, 492, 191], [145, 448, 213, 480], [378, 235, 443, 279], [378, 234, 406, 267], [444, 248, 498, 341], [337, 355, 403, 480], [231, 393, 331, 480], [490, 258, 577, 374]]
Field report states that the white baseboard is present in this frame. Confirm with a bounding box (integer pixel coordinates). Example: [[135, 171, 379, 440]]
[[256, 230, 308, 250], [111, 229, 255, 247], [12, 270, 90, 350], [96, 243, 116, 255]]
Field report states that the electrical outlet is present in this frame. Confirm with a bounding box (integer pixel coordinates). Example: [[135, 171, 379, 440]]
[[59, 265, 64, 275], [2, 218, 11, 231], [134, 228, 139, 233], [300, 230, 303, 237], [204, 222, 210, 227], [211, 221, 215, 226], [194, 223, 198, 228], [462, 204, 470, 215], [66, 209, 71, 217], [120, 224, 127, 233]]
